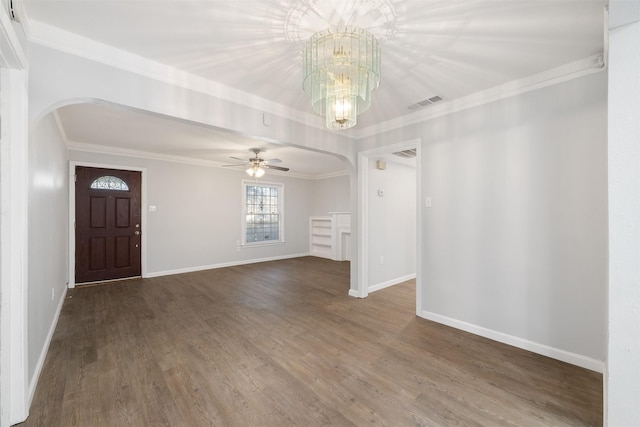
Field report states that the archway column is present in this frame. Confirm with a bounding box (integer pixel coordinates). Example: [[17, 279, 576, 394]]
[[1, 6, 29, 425], [607, 1, 640, 424]]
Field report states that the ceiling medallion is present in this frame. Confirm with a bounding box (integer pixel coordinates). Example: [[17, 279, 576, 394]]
[[283, 0, 398, 46], [303, 27, 381, 130]]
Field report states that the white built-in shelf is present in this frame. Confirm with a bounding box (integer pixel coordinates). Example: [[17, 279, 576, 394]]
[[309, 213, 351, 261]]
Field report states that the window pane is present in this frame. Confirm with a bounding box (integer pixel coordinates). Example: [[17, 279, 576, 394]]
[[90, 176, 129, 191], [244, 183, 281, 244]]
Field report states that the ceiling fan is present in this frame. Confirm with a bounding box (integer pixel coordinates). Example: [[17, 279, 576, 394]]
[[223, 148, 290, 177]]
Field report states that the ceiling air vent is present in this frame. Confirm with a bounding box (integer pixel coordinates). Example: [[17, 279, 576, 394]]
[[408, 95, 444, 110], [392, 148, 417, 158]]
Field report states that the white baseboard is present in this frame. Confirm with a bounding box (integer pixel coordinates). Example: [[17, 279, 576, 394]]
[[420, 310, 604, 373], [144, 252, 310, 278], [369, 273, 416, 293], [28, 285, 68, 406], [348, 289, 361, 298]]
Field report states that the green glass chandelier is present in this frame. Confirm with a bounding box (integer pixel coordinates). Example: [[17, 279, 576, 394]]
[[303, 27, 381, 130]]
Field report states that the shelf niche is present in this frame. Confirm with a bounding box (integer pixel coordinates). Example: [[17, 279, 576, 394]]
[[309, 212, 351, 261]]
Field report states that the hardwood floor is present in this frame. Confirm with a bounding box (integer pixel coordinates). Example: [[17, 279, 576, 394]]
[[20, 257, 602, 426]]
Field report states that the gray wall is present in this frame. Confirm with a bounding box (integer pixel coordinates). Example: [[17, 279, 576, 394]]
[[367, 159, 416, 290], [67, 151, 316, 276], [359, 70, 608, 364], [27, 112, 68, 383], [24, 130, 339, 405], [313, 174, 350, 215], [423, 72, 607, 362]]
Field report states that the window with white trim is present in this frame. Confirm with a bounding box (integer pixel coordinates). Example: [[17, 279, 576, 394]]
[[242, 181, 284, 245]]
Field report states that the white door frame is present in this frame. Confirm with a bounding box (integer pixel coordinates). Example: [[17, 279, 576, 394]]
[[356, 138, 423, 315], [1, 7, 29, 425], [68, 161, 148, 288]]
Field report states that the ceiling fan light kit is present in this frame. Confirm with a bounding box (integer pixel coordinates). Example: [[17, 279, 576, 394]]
[[224, 148, 289, 177], [303, 27, 381, 131], [246, 164, 266, 178]]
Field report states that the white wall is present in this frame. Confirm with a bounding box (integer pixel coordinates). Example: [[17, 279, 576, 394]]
[[367, 159, 416, 291], [607, 1, 640, 423], [68, 150, 315, 276], [27, 112, 68, 387], [359, 70, 608, 369], [313, 174, 350, 216]]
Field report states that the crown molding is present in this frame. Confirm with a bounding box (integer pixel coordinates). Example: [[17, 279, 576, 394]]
[[352, 54, 606, 140], [27, 19, 328, 133], [65, 141, 338, 180], [66, 140, 223, 168], [310, 170, 350, 180], [28, 19, 604, 144]]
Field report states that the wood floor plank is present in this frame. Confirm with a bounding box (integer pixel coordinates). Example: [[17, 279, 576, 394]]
[[18, 257, 602, 426]]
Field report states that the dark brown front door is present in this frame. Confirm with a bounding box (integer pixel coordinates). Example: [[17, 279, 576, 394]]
[[75, 166, 142, 284]]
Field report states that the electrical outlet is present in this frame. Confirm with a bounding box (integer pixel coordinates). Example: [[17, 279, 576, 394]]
[[51, 288, 55, 301]]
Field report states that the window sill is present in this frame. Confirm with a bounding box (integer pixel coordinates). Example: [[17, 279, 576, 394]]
[[241, 241, 285, 248]]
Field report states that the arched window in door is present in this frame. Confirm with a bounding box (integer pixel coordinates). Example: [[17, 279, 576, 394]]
[[90, 176, 129, 191]]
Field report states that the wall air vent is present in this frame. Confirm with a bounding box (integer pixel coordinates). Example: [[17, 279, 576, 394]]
[[408, 95, 444, 110], [392, 148, 417, 158]]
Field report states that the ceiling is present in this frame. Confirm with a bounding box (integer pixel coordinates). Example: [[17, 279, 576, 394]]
[[56, 102, 350, 178], [20, 0, 607, 176]]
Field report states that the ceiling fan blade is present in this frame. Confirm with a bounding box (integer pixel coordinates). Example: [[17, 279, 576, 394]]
[[230, 156, 249, 162], [221, 164, 247, 168], [264, 158, 282, 164], [264, 165, 289, 172]]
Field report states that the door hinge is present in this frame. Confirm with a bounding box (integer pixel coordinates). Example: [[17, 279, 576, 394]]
[[74, 174, 77, 182]]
